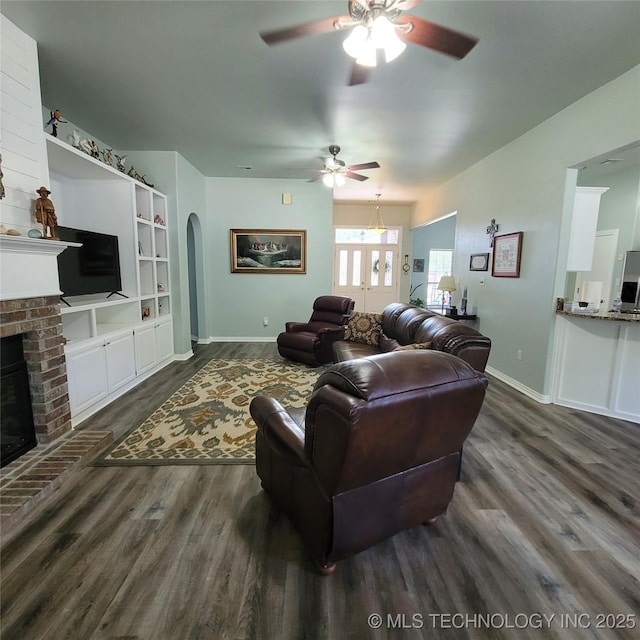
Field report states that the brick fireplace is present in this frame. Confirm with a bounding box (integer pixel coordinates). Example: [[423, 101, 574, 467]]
[[0, 295, 71, 444], [1, 236, 75, 453]]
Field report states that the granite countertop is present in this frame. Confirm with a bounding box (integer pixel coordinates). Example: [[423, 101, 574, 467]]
[[556, 310, 640, 323]]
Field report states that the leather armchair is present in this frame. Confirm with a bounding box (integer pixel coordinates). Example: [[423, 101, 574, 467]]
[[250, 350, 488, 574], [276, 295, 354, 366]]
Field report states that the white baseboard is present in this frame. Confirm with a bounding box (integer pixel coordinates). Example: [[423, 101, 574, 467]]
[[173, 350, 194, 361], [485, 366, 552, 404], [207, 336, 277, 343]]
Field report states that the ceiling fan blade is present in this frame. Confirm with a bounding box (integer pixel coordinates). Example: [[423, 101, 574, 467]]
[[348, 62, 371, 86], [260, 15, 352, 45], [348, 161, 380, 171], [346, 171, 369, 182], [396, 15, 478, 59]]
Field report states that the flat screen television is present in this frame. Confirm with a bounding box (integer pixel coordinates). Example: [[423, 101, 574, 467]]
[[56, 226, 123, 297]]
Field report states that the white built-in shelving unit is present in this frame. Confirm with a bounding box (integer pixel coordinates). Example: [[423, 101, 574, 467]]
[[46, 136, 174, 425]]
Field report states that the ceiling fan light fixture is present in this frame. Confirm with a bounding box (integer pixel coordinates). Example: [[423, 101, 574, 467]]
[[343, 25, 369, 58], [322, 173, 335, 188], [371, 16, 406, 63], [322, 172, 346, 188]]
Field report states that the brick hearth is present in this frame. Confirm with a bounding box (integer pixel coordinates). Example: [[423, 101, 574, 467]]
[[0, 295, 71, 444]]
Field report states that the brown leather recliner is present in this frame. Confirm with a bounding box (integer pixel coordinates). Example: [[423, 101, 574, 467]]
[[250, 350, 488, 574], [276, 295, 354, 367]]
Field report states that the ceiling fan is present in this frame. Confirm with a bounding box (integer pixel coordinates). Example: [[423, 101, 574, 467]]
[[310, 145, 380, 187], [260, 0, 478, 85]]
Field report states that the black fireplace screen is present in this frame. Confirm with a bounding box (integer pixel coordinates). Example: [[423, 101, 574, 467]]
[[1, 335, 37, 467]]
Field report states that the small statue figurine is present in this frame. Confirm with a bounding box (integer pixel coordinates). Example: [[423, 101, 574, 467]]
[[44, 109, 67, 137], [34, 186, 58, 239], [0, 152, 5, 200], [67, 129, 82, 150], [101, 148, 114, 167], [115, 154, 127, 172]]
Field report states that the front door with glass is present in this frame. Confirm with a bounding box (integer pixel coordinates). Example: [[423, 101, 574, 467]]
[[334, 244, 398, 312]]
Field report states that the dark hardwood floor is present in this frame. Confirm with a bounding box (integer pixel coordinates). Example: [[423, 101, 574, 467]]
[[1, 342, 638, 639]]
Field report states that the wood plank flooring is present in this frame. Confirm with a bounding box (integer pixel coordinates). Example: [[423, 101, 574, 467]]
[[1, 342, 638, 640]]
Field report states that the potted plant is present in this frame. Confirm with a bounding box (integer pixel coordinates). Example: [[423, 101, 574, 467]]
[[409, 283, 424, 308]]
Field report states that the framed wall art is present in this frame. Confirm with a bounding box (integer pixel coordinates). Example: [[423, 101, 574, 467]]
[[230, 229, 306, 274], [413, 259, 425, 272], [491, 232, 523, 278], [469, 253, 489, 271]]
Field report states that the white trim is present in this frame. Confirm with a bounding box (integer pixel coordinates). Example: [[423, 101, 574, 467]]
[[173, 350, 194, 361], [208, 336, 277, 343], [411, 211, 457, 230], [485, 366, 552, 404]]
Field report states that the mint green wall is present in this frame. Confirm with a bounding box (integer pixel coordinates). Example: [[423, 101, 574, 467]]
[[411, 65, 640, 398], [410, 215, 457, 302], [205, 178, 334, 339]]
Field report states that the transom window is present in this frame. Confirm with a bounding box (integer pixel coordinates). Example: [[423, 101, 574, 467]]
[[335, 228, 399, 245]]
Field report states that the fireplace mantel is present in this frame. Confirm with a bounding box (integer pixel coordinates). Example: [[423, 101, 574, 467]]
[[0, 235, 79, 301]]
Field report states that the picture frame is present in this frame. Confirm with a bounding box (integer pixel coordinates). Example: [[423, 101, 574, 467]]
[[469, 253, 489, 272], [413, 258, 425, 272], [230, 229, 306, 274], [492, 232, 523, 278]]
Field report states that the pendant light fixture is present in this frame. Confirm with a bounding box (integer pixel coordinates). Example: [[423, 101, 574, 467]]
[[368, 193, 386, 234]]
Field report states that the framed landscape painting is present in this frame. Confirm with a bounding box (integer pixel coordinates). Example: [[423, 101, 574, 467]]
[[491, 232, 523, 277], [230, 229, 307, 274]]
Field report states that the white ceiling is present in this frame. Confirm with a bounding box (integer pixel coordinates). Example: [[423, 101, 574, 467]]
[[2, 1, 639, 203]]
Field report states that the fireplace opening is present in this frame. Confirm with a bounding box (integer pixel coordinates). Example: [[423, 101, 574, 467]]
[[1, 334, 37, 467]]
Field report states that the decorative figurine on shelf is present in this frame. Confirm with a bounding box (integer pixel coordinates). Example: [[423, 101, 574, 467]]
[[0, 153, 5, 199], [34, 186, 58, 239], [115, 154, 127, 172], [140, 175, 155, 188], [101, 148, 114, 167], [44, 109, 67, 138], [80, 138, 100, 159], [154, 214, 165, 225], [66, 129, 82, 150], [128, 166, 142, 182], [141, 306, 151, 320]]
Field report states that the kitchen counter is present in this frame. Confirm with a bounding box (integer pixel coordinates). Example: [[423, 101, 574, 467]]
[[556, 310, 640, 322], [552, 312, 639, 424]]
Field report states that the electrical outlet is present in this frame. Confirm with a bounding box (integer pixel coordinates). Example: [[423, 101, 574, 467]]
[[516, 349, 523, 361], [263, 316, 269, 326]]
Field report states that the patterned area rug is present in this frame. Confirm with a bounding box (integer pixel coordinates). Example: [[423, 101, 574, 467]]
[[94, 358, 320, 466]]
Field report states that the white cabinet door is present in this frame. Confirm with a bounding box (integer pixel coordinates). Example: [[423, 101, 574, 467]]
[[65, 343, 109, 415], [105, 331, 136, 392], [155, 319, 174, 363], [134, 324, 157, 375]]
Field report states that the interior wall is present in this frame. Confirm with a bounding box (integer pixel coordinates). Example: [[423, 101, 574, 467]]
[[333, 201, 413, 302], [410, 65, 640, 398], [410, 215, 457, 304], [586, 165, 640, 302], [205, 178, 333, 339]]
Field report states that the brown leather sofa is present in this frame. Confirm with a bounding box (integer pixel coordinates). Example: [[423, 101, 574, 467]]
[[333, 302, 491, 372], [250, 350, 488, 574]]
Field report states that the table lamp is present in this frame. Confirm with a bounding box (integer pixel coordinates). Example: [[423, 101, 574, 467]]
[[438, 275, 457, 313]]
